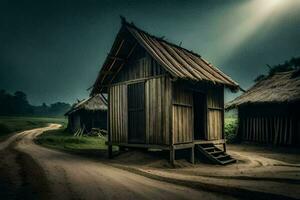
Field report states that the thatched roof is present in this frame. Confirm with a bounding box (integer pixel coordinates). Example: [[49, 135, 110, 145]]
[[226, 70, 300, 109], [65, 94, 107, 116], [91, 18, 239, 95]]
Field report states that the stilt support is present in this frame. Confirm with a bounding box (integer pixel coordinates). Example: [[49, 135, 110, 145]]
[[223, 143, 227, 152], [170, 147, 175, 166], [190, 147, 195, 164]]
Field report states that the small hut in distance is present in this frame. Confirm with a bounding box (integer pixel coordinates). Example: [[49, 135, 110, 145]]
[[91, 18, 240, 165], [65, 94, 107, 134], [227, 70, 300, 146]]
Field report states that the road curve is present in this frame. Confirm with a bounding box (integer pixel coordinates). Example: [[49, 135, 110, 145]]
[[3, 124, 236, 200]]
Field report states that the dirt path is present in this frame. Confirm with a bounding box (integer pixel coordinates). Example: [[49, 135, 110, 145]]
[[0, 124, 237, 200]]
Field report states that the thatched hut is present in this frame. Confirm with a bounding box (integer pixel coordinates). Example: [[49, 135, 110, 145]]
[[91, 18, 239, 164], [65, 94, 107, 134], [227, 70, 300, 146]]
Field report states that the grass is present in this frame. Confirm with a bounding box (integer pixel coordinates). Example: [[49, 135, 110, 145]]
[[224, 117, 238, 143], [35, 126, 109, 155], [0, 116, 67, 139]]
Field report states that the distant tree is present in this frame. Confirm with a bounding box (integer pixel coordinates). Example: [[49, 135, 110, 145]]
[[254, 56, 300, 82], [0, 90, 11, 115], [0, 89, 70, 116], [13, 91, 33, 115], [48, 102, 71, 116]]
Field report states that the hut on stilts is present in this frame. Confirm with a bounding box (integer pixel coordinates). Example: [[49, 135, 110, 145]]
[[227, 70, 300, 146], [91, 17, 239, 164], [65, 94, 107, 135]]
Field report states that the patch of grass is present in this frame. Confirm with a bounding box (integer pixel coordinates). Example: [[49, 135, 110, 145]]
[[35, 127, 108, 154], [224, 117, 238, 143], [0, 116, 66, 139]]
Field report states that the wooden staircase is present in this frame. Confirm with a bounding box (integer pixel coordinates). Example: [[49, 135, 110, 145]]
[[195, 143, 236, 165]]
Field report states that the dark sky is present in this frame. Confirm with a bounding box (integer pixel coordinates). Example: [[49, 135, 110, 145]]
[[1, 0, 300, 105]]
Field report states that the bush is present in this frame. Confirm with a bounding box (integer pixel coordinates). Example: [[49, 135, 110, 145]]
[[224, 118, 238, 143]]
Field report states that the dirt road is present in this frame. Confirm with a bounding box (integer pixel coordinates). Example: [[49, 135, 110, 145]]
[[0, 124, 237, 200]]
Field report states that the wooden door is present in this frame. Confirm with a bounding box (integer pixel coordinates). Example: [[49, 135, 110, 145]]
[[128, 82, 146, 143], [193, 92, 206, 140]]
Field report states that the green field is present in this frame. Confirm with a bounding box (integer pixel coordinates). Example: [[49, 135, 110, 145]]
[[0, 116, 67, 139], [35, 126, 109, 155], [0, 115, 238, 153]]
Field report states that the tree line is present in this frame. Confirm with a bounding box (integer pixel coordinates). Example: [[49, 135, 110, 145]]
[[0, 89, 71, 116]]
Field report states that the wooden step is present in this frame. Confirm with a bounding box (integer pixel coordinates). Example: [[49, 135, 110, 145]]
[[215, 154, 230, 160], [209, 150, 223, 156], [203, 147, 215, 151], [195, 143, 236, 165], [220, 158, 236, 165]]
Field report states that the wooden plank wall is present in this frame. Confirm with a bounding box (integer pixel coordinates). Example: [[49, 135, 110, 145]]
[[113, 49, 165, 83], [128, 82, 146, 143], [238, 103, 300, 146], [239, 115, 295, 145], [172, 85, 193, 144], [145, 76, 171, 145], [207, 86, 223, 140], [109, 84, 128, 143]]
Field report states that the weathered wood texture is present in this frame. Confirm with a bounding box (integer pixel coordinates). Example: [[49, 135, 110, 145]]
[[171, 82, 224, 144], [113, 47, 166, 83], [146, 76, 172, 145], [207, 86, 224, 140], [109, 84, 128, 143], [172, 84, 193, 144], [128, 82, 146, 143], [68, 114, 81, 132], [109, 75, 171, 145], [238, 103, 300, 146]]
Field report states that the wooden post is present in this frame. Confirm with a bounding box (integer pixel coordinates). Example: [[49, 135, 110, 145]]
[[190, 147, 195, 164], [107, 89, 112, 159], [169, 77, 174, 166], [170, 147, 175, 166]]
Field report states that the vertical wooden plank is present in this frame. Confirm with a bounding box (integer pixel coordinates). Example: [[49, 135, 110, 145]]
[[107, 87, 111, 146], [154, 78, 157, 144], [288, 118, 292, 145], [169, 78, 173, 146], [123, 84, 126, 143], [149, 79, 154, 143], [113, 86, 116, 142], [265, 117, 269, 143], [116, 85, 119, 143], [119, 85, 124, 142], [111, 88, 113, 142], [176, 106, 182, 143], [145, 80, 149, 144], [157, 78, 162, 144], [254, 117, 257, 142], [262, 117, 265, 143], [274, 116, 279, 145], [279, 117, 283, 145], [247, 117, 250, 141], [284, 117, 288, 145], [118, 85, 121, 143], [249, 117, 252, 141]]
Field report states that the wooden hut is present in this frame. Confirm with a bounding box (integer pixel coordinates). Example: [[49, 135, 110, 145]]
[[227, 70, 300, 146], [65, 94, 107, 134], [91, 18, 239, 164]]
